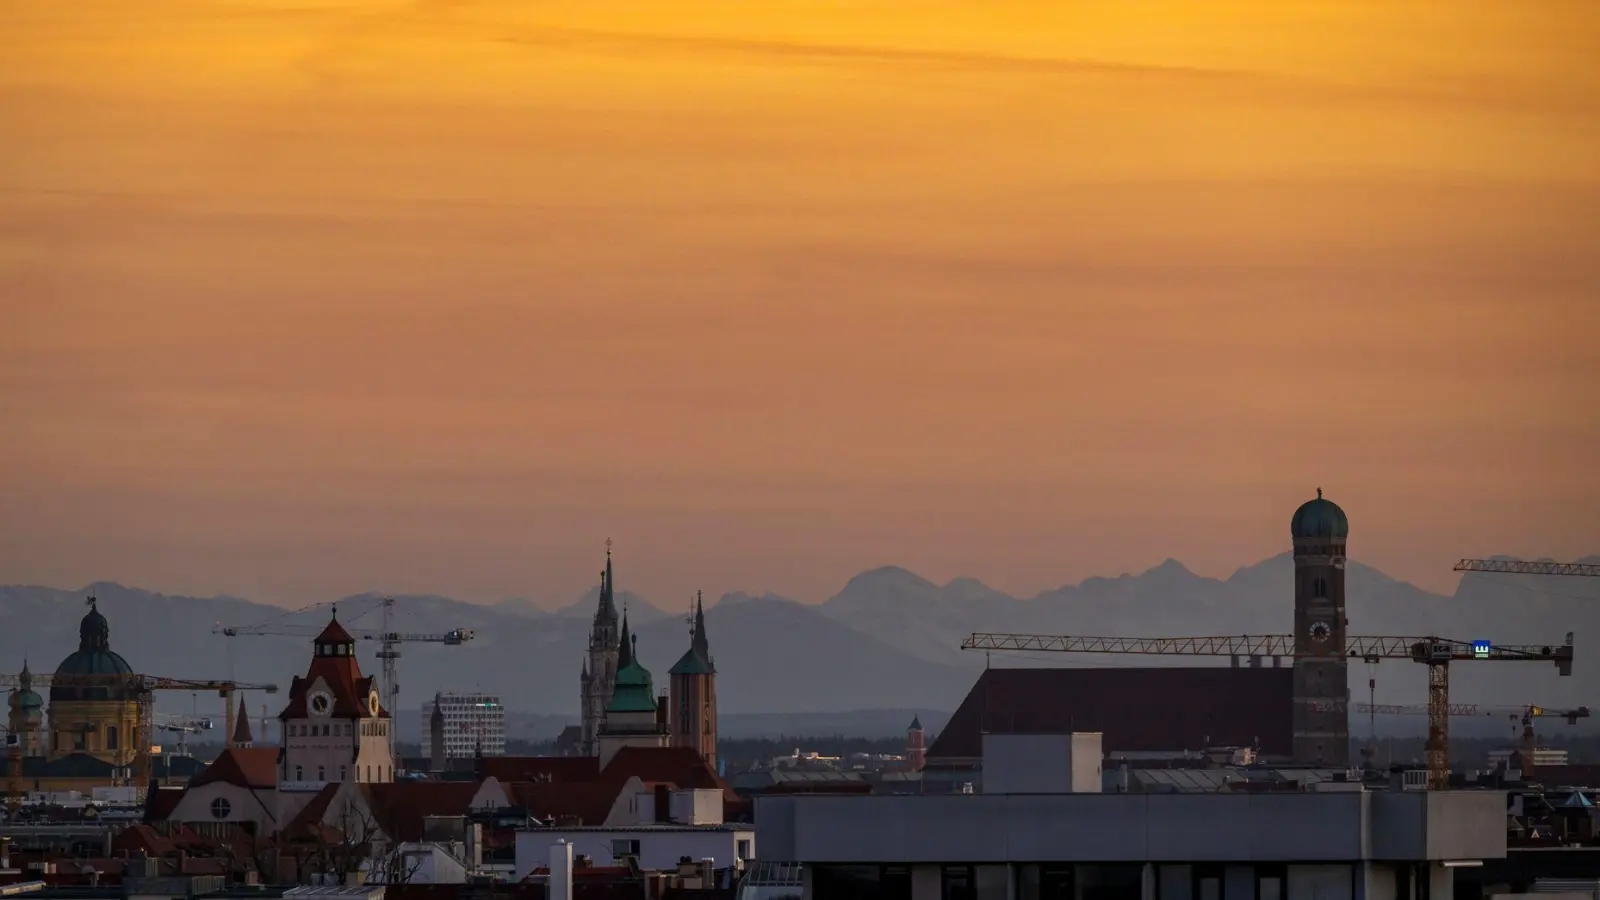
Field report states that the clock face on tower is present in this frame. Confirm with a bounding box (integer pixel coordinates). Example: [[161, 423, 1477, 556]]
[[368, 691, 381, 717], [310, 690, 332, 716], [1309, 621, 1333, 644]]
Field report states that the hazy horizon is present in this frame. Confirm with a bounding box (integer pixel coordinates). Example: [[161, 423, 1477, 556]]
[[4, 0, 1597, 608]]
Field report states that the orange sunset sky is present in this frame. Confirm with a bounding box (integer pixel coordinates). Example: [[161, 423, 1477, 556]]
[[2, 0, 1597, 608]]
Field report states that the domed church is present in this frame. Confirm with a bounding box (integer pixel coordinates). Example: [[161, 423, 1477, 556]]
[[46, 598, 141, 769]]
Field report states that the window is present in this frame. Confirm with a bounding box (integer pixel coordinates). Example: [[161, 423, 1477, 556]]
[[610, 839, 641, 860], [295, 765, 303, 780], [737, 839, 751, 860], [73, 731, 86, 751], [211, 797, 231, 820], [340, 766, 347, 781], [318, 766, 326, 781], [1313, 576, 1328, 599], [106, 726, 119, 750]]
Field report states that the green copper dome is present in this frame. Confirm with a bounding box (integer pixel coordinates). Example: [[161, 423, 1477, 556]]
[[1290, 489, 1349, 540], [607, 634, 659, 714], [10, 660, 44, 717], [51, 599, 136, 703]]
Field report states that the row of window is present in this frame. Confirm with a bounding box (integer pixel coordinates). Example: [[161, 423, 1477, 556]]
[[287, 721, 388, 738], [288, 763, 393, 782], [52, 725, 120, 753]]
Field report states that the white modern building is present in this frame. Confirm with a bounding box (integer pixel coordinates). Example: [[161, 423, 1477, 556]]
[[421, 693, 506, 759], [752, 732, 1509, 900]]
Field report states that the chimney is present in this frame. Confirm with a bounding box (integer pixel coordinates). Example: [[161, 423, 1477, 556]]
[[657, 691, 669, 730], [548, 840, 573, 900]]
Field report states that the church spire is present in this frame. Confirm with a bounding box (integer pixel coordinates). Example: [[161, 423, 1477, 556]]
[[691, 590, 710, 659], [232, 692, 254, 747], [617, 609, 632, 669]]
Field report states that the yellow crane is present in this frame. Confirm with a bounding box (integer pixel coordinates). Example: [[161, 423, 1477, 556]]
[[961, 632, 1574, 790]]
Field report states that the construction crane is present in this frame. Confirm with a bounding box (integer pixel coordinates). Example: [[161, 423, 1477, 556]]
[[153, 714, 214, 758], [215, 596, 474, 755], [0, 672, 277, 791], [1335, 702, 1591, 776], [962, 632, 1574, 790], [1507, 705, 1591, 776], [1455, 559, 1600, 577]]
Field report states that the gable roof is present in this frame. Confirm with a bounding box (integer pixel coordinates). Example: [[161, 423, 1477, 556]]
[[189, 746, 280, 790], [927, 666, 1294, 762], [359, 781, 486, 842], [477, 755, 600, 784]]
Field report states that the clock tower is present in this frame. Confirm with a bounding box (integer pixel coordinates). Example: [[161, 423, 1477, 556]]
[[278, 610, 395, 785], [1291, 488, 1351, 767]]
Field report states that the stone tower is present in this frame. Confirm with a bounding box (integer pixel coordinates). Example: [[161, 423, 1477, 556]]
[[1290, 488, 1351, 767], [668, 591, 718, 770], [579, 544, 622, 757]]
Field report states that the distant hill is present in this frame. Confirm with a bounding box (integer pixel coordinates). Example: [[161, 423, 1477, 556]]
[[2, 553, 1595, 725]]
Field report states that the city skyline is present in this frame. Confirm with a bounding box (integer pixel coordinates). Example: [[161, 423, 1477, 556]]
[[3, 0, 1597, 607]]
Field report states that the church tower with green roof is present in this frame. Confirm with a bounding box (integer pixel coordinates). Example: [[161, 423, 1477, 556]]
[[668, 591, 719, 770], [596, 611, 670, 769]]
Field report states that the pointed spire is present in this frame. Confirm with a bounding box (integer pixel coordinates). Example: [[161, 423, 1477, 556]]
[[617, 609, 633, 669], [603, 540, 618, 624], [232, 692, 254, 747], [691, 590, 710, 658], [19, 659, 31, 691]]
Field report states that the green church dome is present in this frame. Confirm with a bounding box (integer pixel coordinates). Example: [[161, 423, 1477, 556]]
[[51, 599, 136, 703], [1291, 489, 1349, 540], [607, 627, 659, 715], [10, 660, 44, 718]]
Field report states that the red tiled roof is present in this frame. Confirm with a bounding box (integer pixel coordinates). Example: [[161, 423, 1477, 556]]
[[597, 746, 744, 820], [926, 667, 1294, 761], [283, 783, 341, 842], [189, 746, 280, 790], [143, 787, 186, 823], [316, 615, 356, 645], [506, 780, 612, 825], [277, 614, 388, 721], [360, 781, 484, 842], [479, 755, 600, 784]]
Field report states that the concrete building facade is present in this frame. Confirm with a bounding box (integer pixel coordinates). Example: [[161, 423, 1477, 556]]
[[754, 790, 1505, 900]]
